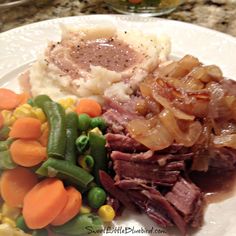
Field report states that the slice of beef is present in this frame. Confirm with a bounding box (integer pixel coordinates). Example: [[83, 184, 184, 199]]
[[113, 158, 184, 186], [99, 171, 137, 211], [111, 150, 192, 164], [111, 150, 154, 162], [102, 98, 141, 134], [105, 133, 148, 152], [128, 190, 174, 228], [142, 189, 187, 235], [116, 179, 154, 190], [165, 177, 205, 227], [103, 109, 127, 134]]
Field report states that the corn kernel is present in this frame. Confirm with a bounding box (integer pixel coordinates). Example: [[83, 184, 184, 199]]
[[41, 122, 48, 132], [32, 108, 46, 123], [1, 110, 16, 126], [79, 205, 92, 214], [2, 203, 20, 220], [89, 127, 102, 136], [2, 217, 16, 227], [59, 98, 76, 110], [98, 205, 115, 222], [13, 104, 34, 119]]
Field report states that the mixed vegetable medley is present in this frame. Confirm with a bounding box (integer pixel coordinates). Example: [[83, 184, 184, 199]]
[[0, 88, 113, 236]]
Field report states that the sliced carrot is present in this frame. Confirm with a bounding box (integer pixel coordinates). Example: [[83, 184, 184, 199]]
[[0, 88, 20, 110], [76, 98, 102, 117], [10, 139, 47, 167], [38, 123, 49, 147], [23, 178, 68, 229], [0, 113, 3, 129], [9, 117, 41, 139], [18, 92, 31, 105], [0, 167, 38, 208], [51, 186, 82, 226]]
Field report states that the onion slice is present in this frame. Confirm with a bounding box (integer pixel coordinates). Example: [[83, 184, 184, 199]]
[[127, 116, 173, 151], [159, 109, 202, 147], [152, 92, 195, 121]]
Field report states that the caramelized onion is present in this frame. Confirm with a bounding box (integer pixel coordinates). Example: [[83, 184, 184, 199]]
[[152, 92, 195, 121], [213, 134, 236, 149], [159, 109, 202, 147], [127, 116, 173, 151], [168, 55, 200, 78]]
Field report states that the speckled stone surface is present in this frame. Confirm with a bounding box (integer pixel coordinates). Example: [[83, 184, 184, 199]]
[[0, 0, 236, 36]]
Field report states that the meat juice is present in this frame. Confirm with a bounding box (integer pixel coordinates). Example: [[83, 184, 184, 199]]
[[190, 170, 236, 204]]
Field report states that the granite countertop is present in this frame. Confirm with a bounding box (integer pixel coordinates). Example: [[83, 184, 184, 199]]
[[0, 0, 236, 36]]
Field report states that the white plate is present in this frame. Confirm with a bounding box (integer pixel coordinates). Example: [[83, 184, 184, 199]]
[[0, 15, 236, 236]]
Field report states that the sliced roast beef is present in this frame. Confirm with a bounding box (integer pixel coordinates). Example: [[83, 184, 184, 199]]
[[128, 190, 173, 228], [165, 177, 204, 227], [111, 150, 192, 164], [111, 150, 154, 162], [99, 170, 137, 211], [142, 189, 187, 235], [113, 159, 183, 186], [116, 179, 155, 190], [102, 98, 141, 134], [105, 133, 148, 152]]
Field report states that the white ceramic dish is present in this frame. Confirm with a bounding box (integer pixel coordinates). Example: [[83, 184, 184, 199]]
[[0, 15, 236, 236]]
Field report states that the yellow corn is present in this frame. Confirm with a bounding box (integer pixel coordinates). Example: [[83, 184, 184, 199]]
[[59, 98, 76, 110], [13, 104, 46, 123], [79, 205, 92, 214], [0, 213, 3, 221], [89, 127, 102, 136], [2, 217, 16, 227], [98, 205, 115, 222], [13, 104, 34, 119], [32, 107, 46, 123], [2, 203, 20, 220], [1, 110, 16, 126]]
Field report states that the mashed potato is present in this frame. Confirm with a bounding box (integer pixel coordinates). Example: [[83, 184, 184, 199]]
[[29, 26, 170, 102]]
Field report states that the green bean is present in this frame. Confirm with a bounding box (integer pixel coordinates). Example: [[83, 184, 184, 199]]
[[43, 101, 66, 159], [65, 112, 78, 164], [87, 187, 106, 209], [34, 95, 66, 159], [0, 150, 17, 170], [0, 139, 13, 151], [32, 229, 48, 236], [76, 135, 89, 154], [90, 117, 107, 132], [36, 158, 94, 189], [78, 114, 91, 131], [16, 215, 31, 233], [89, 132, 107, 185], [51, 213, 102, 236], [34, 94, 52, 108], [0, 126, 10, 141]]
